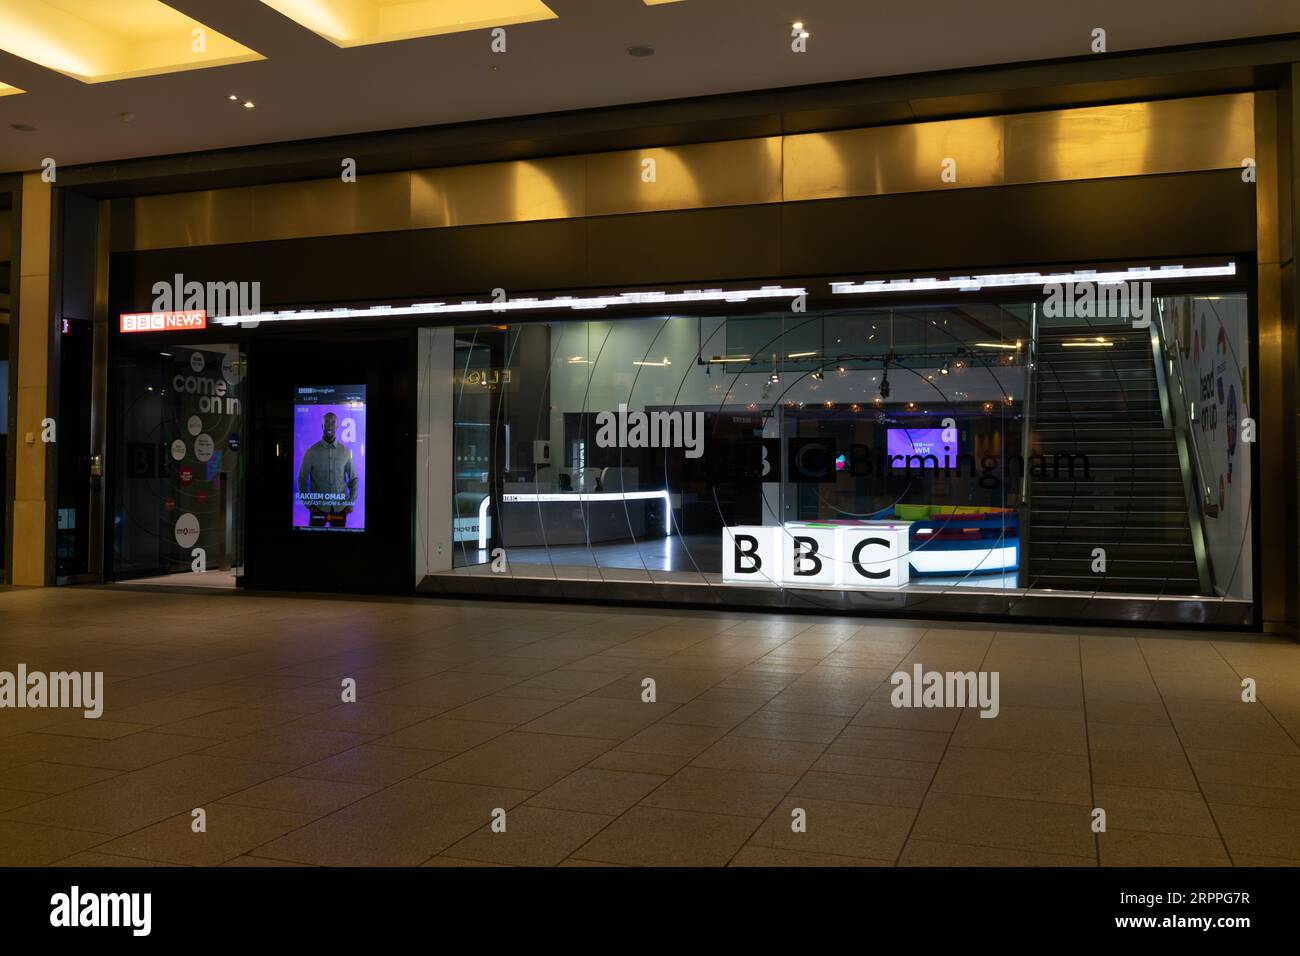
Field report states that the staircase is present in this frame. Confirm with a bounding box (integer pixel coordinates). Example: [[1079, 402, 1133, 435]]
[[1026, 324, 1205, 594]]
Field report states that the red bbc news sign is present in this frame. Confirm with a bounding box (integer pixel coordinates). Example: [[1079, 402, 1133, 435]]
[[119, 310, 207, 334]]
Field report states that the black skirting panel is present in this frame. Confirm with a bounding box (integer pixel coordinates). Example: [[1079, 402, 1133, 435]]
[[418, 574, 1255, 630]]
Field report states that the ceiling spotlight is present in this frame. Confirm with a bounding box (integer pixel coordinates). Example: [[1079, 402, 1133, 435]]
[[769, 373, 780, 385], [835, 364, 848, 377], [811, 370, 824, 381], [938, 363, 950, 376], [824, 401, 834, 409], [879, 374, 891, 399], [228, 94, 238, 101], [242, 101, 255, 109]]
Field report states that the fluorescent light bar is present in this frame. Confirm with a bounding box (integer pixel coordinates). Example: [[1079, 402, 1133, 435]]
[[214, 286, 806, 326], [973, 342, 1021, 350], [787, 351, 818, 358], [830, 263, 1236, 296]]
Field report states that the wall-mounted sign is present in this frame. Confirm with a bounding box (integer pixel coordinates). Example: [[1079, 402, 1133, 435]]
[[119, 310, 207, 334], [178, 466, 193, 486]]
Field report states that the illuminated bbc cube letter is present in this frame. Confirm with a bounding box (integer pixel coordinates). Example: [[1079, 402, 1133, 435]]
[[781, 525, 837, 587], [839, 526, 910, 588], [722, 526, 780, 584]]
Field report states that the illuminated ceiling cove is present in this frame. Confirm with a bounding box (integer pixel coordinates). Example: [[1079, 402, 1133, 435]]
[[256, 0, 558, 48], [0, 0, 263, 83]]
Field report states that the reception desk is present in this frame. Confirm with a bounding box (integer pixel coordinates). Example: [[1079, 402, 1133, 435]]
[[477, 489, 672, 549]]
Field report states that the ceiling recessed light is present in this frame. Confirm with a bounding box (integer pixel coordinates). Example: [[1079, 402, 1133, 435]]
[[242, 101, 255, 109], [627, 44, 655, 57], [228, 94, 238, 101]]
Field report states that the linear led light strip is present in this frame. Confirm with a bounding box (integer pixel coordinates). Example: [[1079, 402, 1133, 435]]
[[478, 490, 671, 549], [212, 286, 807, 326], [829, 263, 1237, 295]]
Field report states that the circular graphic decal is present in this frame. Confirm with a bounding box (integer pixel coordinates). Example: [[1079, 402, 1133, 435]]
[[178, 466, 193, 486], [189, 352, 205, 373], [174, 512, 200, 548], [170, 439, 186, 461], [187, 415, 203, 436], [221, 353, 240, 385], [194, 433, 215, 463]]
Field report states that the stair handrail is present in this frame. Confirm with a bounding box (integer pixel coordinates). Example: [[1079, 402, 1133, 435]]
[[1019, 302, 1038, 585], [1150, 299, 1216, 595]]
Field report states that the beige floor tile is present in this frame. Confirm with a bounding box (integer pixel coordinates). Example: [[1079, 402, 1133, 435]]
[[729, 845, 890, 867], [812, 752, 938, 781], [289, 744, 452, 786], [899, 838, 1094, 866], [691, 735, 826, 775], [375, 716, 510, 752], [791, 770, 928, 809], [748, 797, 915, 861], [288, 702, 437, 735], [438, 695, 565, 725], [1187, 749, 1300, 790], [911, 791, 1096, 858], [572, 806, 758, 866], [619, 722, 729, 757], [1092, 749, 1199, 791], [519, 697, 678, 740], [220, 776, 380, 816], [850, 701, 962, 732], [527, 768, 667, 815], [445, 806, 614, 866], [931, 747, 1091, 805], [588, 749, 692, 776], [1210, 803, 1300, 860], [642, 766, 796, 817], [951, 706, 1087, 755], [252, 779, 533, 866], [730, 709, 850, 744], [0, 821, 109, 866], [828, 725, 950, 762], [91, 805, 311, 866], [1198, 781, 1300, 810], [53, 850, 187, 867], [1098, 830, 1231, 866], [2, 761, 120, 794], [419, 732, 613, 789], [1, 754, 292, 835], [1093, 784, 1218, 837], [660, 698, 764, 728], [200, 727, 375, 766]]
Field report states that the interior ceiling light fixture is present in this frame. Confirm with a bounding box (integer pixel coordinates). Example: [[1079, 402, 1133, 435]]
[[0, 0, 263, 84], [212, 286, 808, 327], [830, 263, 1237, 296], [257, 0, 557, 48]]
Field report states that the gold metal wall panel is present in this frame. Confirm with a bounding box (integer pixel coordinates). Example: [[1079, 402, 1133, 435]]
[[410, 156, 585, 229], [784, 116, 1003, 202], [1004, 93, 1253, 185], [128, 189, 254, 251], [251, 172, 411, 242], [586, 138, 782, 217], [115, 94, 1256, 251]]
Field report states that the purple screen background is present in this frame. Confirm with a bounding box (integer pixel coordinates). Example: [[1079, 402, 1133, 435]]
[[292, 388, 367, 531], [886, 428, 951, 462]]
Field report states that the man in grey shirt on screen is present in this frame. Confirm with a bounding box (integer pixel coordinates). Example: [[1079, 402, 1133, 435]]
[[297, 412, 358, 528]]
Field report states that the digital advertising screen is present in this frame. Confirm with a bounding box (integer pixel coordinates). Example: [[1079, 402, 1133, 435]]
[[292, 385, 366, 532], [886, 428, 951, 464]]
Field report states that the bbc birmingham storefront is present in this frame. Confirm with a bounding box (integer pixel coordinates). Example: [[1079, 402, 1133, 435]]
[[103, 264, 1258, 628], [49, 58, 1291, 631]]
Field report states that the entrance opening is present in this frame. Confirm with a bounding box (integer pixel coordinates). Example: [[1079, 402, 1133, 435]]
[[109, 342, 245, 588]]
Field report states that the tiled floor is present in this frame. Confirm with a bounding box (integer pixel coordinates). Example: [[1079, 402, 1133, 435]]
[[1, 586, 1298, 867]]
